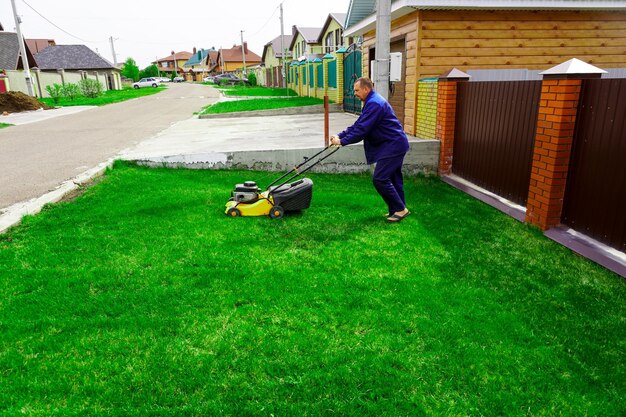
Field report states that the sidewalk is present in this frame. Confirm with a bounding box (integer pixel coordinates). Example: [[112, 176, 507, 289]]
[[1, 106, 96, 125]]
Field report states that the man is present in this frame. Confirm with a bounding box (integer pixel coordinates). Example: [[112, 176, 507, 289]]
[[330, 77, 410, 223]]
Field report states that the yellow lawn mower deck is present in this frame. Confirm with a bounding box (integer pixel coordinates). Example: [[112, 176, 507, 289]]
[[224, 146, 339, 219]]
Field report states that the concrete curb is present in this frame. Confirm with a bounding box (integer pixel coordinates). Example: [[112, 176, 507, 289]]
[[0, 159, 114, 234], [131, 140, 440, 176], [198, 103, 343, 119]]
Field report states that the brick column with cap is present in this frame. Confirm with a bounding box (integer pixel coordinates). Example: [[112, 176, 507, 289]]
[[436, 68, 470, 176], [525, 59, 606, 230]]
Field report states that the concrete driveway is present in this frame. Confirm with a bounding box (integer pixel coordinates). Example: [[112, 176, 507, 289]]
[[0, 83, 219, 210]]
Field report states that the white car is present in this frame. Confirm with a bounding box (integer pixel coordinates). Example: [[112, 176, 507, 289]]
[[132, 77, 160, 88]]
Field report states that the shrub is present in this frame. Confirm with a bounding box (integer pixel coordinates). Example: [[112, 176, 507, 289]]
[[61, 83, 81, 100], [219, 78, 230, 86], [45, 83, 63, 104], [247, 72, 257, 86], [79, 79, 103, 98]]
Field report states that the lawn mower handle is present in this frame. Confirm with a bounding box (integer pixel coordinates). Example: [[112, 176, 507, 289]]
[[266, 145, 340, 194]]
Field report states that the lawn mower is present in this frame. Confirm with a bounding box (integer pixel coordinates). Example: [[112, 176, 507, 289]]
[[224, 145, 340, 219]]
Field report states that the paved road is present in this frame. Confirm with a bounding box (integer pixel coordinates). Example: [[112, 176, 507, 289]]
[[0, 83, 219, 210]]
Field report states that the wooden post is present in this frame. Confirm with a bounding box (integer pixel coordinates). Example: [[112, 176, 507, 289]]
[[324, 95, 329, 146]]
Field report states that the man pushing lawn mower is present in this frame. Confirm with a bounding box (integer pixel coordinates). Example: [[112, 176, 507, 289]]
[[330, 77, 411, 223]]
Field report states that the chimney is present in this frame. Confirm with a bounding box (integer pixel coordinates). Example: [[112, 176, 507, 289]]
[[193, 47, 197, 54], [171, 50, 175, 55], [243, 42, 248, 54], [292, 25, 297, 36]]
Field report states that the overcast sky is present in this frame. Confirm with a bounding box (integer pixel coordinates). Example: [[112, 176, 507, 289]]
[[1, 0, 351, 68]]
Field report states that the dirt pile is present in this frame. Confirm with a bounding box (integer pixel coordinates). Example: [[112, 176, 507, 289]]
[[0, 91, 51, 114]]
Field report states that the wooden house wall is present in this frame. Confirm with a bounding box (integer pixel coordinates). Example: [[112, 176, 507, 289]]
[[419, 10, 626, 78]]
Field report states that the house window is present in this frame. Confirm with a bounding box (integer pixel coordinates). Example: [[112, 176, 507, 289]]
[[163, 62, 169, 68], [301, 40, 306, 56], [335, 29, 342, 49], [325, 32, 334, 52]]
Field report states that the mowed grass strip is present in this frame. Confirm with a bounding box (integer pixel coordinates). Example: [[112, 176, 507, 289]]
[[218, 86, 297, 97], [38, 86, 166, 107], [0, 162, 624, 416], [200, 96, 324, 114]]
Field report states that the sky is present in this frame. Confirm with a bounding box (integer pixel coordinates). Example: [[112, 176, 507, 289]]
[[1, 0, 351, 68]]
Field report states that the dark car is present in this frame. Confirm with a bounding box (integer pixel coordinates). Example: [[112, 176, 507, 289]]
[[213, 73, 250, 86]]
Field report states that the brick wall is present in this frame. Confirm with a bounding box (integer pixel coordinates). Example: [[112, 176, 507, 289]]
[[416, 78, 438, 139]]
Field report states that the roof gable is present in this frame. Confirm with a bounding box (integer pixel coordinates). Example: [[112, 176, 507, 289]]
[[184, 49, 212, 66], [33, 45, 116, 70], [219, 43, 262, 64], [289, 27, 322, 50], [318, 13, 347, 43], [0, 32, 37, 70], [262, 34, 294, 61]]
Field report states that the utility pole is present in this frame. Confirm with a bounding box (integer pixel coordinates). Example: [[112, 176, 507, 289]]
[[374, 0, 391, 100], [109, 36, 118, 67], [280, 2, 286, 88], [10, 0, 35, 96], [240, 30, 247, 76]]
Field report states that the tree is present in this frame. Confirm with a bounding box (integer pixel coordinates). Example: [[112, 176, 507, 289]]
[[121, 57, 140, 82], [139, 64, 159, 79]]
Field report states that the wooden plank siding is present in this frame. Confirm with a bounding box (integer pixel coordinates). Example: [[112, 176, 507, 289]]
[[419, 10, 626, 78]]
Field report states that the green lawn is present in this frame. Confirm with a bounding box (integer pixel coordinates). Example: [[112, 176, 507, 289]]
[[0, 162, 624, 416], [200, 97, 324, 114], [218, 85, 297, 97], [38, 86, 166, 107], [0, 123, 12, 129]]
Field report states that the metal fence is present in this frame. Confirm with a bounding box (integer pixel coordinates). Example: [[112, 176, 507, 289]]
[[562, 78, 626, 252], [453, 80, 542, 206]]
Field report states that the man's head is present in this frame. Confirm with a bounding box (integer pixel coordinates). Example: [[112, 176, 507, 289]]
[[354, 77, 373, 102]]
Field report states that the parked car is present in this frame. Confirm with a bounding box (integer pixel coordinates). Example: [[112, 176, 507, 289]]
[[173, 76, 185, 83], [213, 73, 250, 86], [132, 77, 160, 89], [202, 75, 216, 83], [157, 77, 170, 83]]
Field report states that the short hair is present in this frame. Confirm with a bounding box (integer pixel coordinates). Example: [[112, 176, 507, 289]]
[[355, 77, 373, 90]]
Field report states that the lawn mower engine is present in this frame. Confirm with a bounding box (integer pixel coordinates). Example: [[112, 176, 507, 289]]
[[232, 181, 261, 203]]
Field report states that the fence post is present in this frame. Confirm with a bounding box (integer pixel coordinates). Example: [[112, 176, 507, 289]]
[[436, 68, 470, 176], [525, 59, 606, 230], [336, 48, 346, 105]]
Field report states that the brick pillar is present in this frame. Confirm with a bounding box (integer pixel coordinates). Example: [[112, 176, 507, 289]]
[[436, 68, 470, 176], [524, 59, 605, 230], [336, 50, 345, 105], [525, 79, 581, 230]]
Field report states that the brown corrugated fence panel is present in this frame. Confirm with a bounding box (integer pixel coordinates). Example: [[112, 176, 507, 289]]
[[562, 79, 626, 252], [453, 81, 542, 206]]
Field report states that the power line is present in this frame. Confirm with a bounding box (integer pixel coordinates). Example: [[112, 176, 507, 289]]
[[249, 3, 281, 37], [21, 0, 106, 43]]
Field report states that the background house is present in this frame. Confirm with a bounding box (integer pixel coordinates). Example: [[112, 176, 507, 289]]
[[154, 51, 192, 77], [0, 30, 37, 93], [32, 44, 121, 95], [343, 0, 626, 136], [318, 13, 347, 54], [182, 47, 215, 81], [289, 26, 323, 61], [25, 39, 56, 54], [216, 43, 261, 73], [261, 34, 293, 87]]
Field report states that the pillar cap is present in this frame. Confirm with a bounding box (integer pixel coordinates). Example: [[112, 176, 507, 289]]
[[336, 47, 348, 54], [323, 53, 334, 59], [439, 68, 471, 80], [313, 58, 322, 63], [540, 58, 607, 79]]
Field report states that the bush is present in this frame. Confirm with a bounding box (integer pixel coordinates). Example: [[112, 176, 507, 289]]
[[247, 72, 257, 86], [45, 83, 63, 104], [79, 79, 103, 98], [61, 83, 81, 100]]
